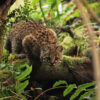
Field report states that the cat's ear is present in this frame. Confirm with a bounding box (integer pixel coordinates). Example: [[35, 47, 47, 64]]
[[57, 46, 63, 52]]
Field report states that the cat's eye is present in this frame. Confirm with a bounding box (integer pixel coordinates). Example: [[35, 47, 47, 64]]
[[55, 57, 58, 60], [47, 57, 50, 60]]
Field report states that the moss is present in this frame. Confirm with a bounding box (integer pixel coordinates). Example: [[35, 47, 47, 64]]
[[0, 21, 6, 59], [9, 54, 87, 74], [58, 32, 67, 44], [62, 55, 85, 68], [40, 55, 86, 71], [60, 36, 76, 55]]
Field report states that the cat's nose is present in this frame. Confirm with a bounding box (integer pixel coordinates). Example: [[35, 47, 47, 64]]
[[50, 63, 54, 66]]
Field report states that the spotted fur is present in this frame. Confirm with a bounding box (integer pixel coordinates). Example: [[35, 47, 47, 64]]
[[5, 19, 63, 66]]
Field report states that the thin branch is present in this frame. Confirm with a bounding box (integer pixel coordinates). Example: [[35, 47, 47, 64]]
[[80, 0, 100, 24], [34, 86, 66, 100], [0, 95, 20, 100], [73, 0, 100, 100]]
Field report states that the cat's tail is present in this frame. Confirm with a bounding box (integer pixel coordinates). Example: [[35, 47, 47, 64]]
[[5, 37, 12, 53]]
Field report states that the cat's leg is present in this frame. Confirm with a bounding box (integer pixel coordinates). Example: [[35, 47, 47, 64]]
[[22, 34, 38, 65], [12, 38, 26, 59], [22, 34, 41, 76]]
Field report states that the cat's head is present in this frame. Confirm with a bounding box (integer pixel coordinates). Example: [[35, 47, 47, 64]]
[[40, 44, 63, 66]]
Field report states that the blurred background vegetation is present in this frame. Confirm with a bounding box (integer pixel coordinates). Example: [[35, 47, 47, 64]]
[[0, 0, 100, 100]]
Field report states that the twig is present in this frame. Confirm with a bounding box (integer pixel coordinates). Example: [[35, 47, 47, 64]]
[[10, 90, 19, 97], [0, 95, 20, 100], [34, 86, 66, 100], [80, 0, 100, 24], [73, 0, 100, 100]]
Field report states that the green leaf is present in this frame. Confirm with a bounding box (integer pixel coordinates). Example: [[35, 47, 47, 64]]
[[70, 81, 96, 100], [16, 66, 32, 81], [53, 80, 67, 87], [63, 84, 77, 97], [79, 89, 96, 100], [18, 93, 26, 100], [16, 80, 29, 93], [31, 0, 39, 6], [78, 81, 96, 89], [35, 88, 43, 90], [16, 63, 27, 72]]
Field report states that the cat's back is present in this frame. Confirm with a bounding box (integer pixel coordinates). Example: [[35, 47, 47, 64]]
[[8, 19, 57, 46], [8, 19, 46, 40]]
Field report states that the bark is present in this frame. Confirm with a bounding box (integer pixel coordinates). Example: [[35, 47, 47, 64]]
[[0, 20, 6, 60], [0, 0, 16, 60]]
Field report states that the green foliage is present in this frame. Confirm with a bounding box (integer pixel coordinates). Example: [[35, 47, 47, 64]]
[[0, 52, 32, 100], [53, 81, 96, 99], [63, 84, 77, 97], [16, 65, 32, 81], [79, 88, 95, 100], [70, 81, 96, 100], [31, 0, 39, 6], [0, 89, 14, 98], [2, 0, 100, 99], [53, 80, 67, 87], [15, 63, 32, 100]]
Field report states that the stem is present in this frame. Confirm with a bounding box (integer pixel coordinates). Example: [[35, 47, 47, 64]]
[[39, 0, 46, 21], [34, 86, 66, 100], [0, 95, 20, 100]]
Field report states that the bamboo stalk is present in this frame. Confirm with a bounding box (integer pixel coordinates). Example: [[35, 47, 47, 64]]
[[73, 0, 100, 99]]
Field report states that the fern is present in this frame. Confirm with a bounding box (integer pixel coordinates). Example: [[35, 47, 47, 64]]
[[16, 65, 32, 81], [15, 64, 32, 100], [53, 81, 96, 99], [70, 81, 96, 100], [79, 88, 96, 100], [53, 80, 67, 87], [63, 84, 77, 97]]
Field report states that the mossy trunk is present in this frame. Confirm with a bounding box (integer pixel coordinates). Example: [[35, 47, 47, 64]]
[[0, 20, 6, 60], [33, 56, 93, 84], [0, 0, 16, 60], [13, 55, 94, 85]]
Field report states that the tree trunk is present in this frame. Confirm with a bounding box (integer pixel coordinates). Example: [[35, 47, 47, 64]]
[[0, 20, 6, 60], [0, 0, 16, 60]]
